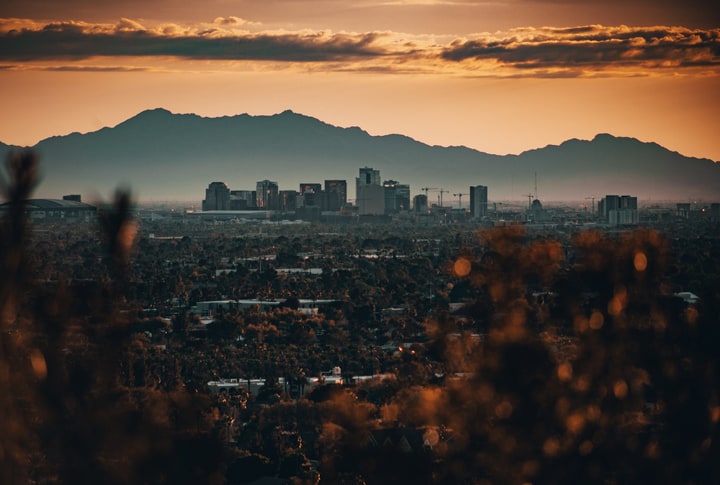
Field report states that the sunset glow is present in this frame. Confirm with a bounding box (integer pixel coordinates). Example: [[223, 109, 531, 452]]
[[1, 1, 718, 160]]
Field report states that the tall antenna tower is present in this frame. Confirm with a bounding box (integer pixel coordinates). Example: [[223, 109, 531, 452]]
[[534, 172, 538, 200]]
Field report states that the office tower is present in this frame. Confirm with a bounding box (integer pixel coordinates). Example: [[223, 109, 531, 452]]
[[383, 180, 399, 214], [203, 181, 231, 211], [299, 183, 322, 195], [396, 184, 410, 212], [356, 167, 384, 215], [325, 179, 348, 210], [358, 167, 381, 186], [469, 185, 488, 219], [621, 195, 637, 210], [413, 194, 428, 213], [279, 190, 297, 211], [599, 195, 619, 219], [230, 190, 256, 210], [601, 194, 638, 225], [382, 180, 411, 214], [256, 180, 279, 210]]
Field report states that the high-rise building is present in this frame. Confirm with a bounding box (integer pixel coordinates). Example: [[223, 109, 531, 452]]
[[358, 167, 381, 186], [598, 195, 616, 219], [299, 183, 322, 195], [600, 195, 638, 225], [383, 180, 399, 214], [396, 184, 410, 212], [203, 182, 231, 211], [279, 190, 297, 211], [469, 185, 488, 219], [298, 184, 322, 208], [356, 167, 384, 215], [382, 180, 411, 214], [230, 190, 256, 210], [300, 190, 317, 208], [256, 180, 279, 210], [413, 194, 428, 213], [325, 180, 347, 210]]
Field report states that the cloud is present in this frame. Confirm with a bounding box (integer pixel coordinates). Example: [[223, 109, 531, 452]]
[[40, 65, 152, 72], [372, 0, 481, 5], [0, 63, 151, 72], [212, 16, 261, 27], [0, 18, 389, 62], [441, 25, 720, 72], [0, 19, 717, 77]]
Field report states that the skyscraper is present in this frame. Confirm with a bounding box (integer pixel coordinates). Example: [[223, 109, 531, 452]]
[[230, 190, 256, 210], [469, 185, 488, 219], [356, 167, 384, 215], [299, 183, 322, 195], [279, 190, 297, 211], [383, 180, 399, 214], [413, 194, 428, 213], [358, 167, 381, 186], [382, 180, 411, 214], [203, 182, 231, 211], [600, 195, 638, 225], [324, 179, 347, 210], [256, 180, 279, 210], [396, 184, 410, 212]]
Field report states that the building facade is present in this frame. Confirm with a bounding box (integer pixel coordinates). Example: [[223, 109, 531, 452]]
[[469, 185, 488, 219], [413, 194, 428, 213], [299, 183, 322, 196], [356, 167, 384, 216], [396, 184, 410, 212], [256, 180, 279, 210], [0, 198, 97, 222], [203, 182, 231, 211], [324, 179, 348, 210], [230, 190, 256, 210], [358, 167, 381, 186], [599, 195, 638, 226], [382, 180, 411, 214], [279, 190, 297, 211]]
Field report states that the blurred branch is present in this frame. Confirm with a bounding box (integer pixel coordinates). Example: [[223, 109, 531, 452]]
[[1, 151, 39, 320]]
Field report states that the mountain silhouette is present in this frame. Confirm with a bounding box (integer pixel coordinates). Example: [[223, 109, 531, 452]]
[[1, 109, 718, 203]]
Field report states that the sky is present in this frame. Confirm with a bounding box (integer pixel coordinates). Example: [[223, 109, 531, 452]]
[[0, 0, 719, 162]]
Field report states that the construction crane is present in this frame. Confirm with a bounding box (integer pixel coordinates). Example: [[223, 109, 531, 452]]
[[436, 189, 449, 208], [585, 196, 598, 217], [525, 193, 534, 209], [421, 187, 437, 199], [453, 193, 467, 208]]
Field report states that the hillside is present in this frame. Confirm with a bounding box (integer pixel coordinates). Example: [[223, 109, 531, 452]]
[[1, 109, 718, 202]]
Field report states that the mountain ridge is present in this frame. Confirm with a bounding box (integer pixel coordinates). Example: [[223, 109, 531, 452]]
[[0, 109, 717, 202]]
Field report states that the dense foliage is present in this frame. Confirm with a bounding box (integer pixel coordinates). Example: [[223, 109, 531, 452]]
[[2, 152, 719, 484]]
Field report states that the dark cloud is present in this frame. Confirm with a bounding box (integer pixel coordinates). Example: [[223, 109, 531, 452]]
[[0, 21, 387, 62], [0, 63, 150, 72], [442, 26, 720, 71], [40, 65, 152, 72], [1, 20, 717, 76]]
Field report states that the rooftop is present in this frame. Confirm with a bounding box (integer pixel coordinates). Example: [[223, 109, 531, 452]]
[[0, 198, 96, 210]]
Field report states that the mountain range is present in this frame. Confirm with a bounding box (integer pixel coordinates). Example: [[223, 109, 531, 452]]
[[1, 108, 718, 204]]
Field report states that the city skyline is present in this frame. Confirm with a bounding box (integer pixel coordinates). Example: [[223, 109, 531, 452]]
[[196, 171, 651, 228], [1, 1, 718, 163]]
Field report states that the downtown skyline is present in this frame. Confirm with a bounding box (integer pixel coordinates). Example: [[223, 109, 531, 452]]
[[0, 0, 718, 163]]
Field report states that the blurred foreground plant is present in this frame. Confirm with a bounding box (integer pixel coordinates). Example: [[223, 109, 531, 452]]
[[0, 152, 225, 484]]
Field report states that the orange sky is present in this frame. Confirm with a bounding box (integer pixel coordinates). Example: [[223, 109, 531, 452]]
[[1, 1, 719, 160]]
